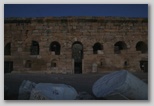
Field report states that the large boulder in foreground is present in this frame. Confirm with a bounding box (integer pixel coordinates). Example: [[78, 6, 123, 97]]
[[30, 83, 78, 100], [92, 70, 148, 100], [18, 80, 36, 100]]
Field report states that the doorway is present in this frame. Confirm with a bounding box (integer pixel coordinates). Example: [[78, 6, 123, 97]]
[[140, 60, 148, 73], [4, 61, 13, 73], [74, 62, 82, 74], [72, 41, 83, 74]]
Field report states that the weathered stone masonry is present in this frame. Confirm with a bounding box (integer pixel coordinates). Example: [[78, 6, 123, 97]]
[[4, 17, 148, 74]]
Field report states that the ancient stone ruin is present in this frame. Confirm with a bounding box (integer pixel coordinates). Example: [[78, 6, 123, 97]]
[[4, 16, 148, 74]]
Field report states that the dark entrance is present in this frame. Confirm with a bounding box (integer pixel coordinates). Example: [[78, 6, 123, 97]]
[[30, 41, 39, 55], [72, 42, 83, 74], [74, 62, 82, 74], [4, 61, 13, 73], [140, 60, 148, 73]]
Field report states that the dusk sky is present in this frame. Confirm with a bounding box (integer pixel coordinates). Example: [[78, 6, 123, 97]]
[[4, 4, 148, 18]]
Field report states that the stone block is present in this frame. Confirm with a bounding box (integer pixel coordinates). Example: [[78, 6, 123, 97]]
[[18, 48, 22, 52], [97, 50, 104, 54]]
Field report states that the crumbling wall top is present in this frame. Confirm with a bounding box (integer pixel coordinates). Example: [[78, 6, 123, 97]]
[[4, 16, 148, 24]]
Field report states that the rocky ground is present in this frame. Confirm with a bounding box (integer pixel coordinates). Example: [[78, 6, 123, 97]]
[[4, 71, 148, 100]]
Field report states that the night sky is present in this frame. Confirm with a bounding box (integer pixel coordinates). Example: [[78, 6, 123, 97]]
[[4, 4, 148, 18]]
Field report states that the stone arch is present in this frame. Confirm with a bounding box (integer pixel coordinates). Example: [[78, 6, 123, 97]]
[[114, 41, 127, 54], [136, 41, 147, 53], [50, 41, 61, 55], [4, 42, 11, 55], [30, 40, 39, 55], [72, 41, 83, 74], [93, 42, 103, 54], [72, 41, 83, 59]]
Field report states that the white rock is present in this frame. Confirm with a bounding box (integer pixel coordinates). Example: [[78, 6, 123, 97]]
[[30, 83, 78, 100], [92, 70, 148, 100], [18, 80, 36, 100]]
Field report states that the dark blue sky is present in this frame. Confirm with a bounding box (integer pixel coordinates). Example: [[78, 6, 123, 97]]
[[4, 4, 148, 18]]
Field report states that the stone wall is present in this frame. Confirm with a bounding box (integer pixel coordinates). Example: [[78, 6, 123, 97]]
[[4, 17, 148, 74]]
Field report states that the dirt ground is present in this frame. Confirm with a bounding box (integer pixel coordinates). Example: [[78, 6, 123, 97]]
[[4, 71, 148, 100]]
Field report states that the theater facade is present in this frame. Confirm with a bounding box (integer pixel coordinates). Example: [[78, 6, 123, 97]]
[[4, 17, 148, 74]]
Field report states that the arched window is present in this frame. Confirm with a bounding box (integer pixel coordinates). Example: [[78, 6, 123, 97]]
[[72, 41, 83, 60], [93, 42, 103, 54], [51, 59, 57, 68], [30, 41, 39, 55], [25, 60, 32, 68], [72, 41, 83, 74], [51, 62, 56, 67], [140, 60, 148, 73], [50, 41, 61, 55], [124, 61, 128, 67], [114, 41, 127, 54], [136, 41, 147, 53], [4, 42, 11, 55]]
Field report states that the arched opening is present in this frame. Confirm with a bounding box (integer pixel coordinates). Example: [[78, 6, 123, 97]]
[[4, 42, 11, 55], [114, 41, 127, 54], [4, 61, 13, 73], [50, 41, 61, 55], [140, 60, 148, 73], [72, 41, 83, 74], [99, 58, 104, 67], [25, 60, 32, 68], [51, 59, 57, 68], [93, 42, 103, 54], [136, 41, 147, 53], [124, 61, 128, 67], [30, 41, 39, 55], [51, 62, 56, 67]]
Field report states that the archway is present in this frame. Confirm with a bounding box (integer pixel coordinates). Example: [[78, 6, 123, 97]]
[[72, 41, 83, 74], [136, 41, 147, 53], [93, 42, 103, 54], [140, 60, 148, 73], [50, 41, 61, 55], [30, 40, 39, 55], [4, 42, 11, 55], [25, 60, 32, 68], [114, 41, 127, 54], [4, 61, 13, 73]]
